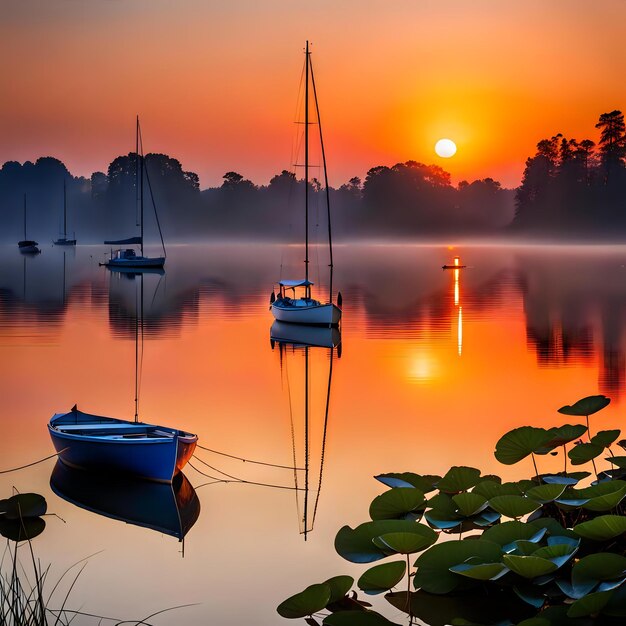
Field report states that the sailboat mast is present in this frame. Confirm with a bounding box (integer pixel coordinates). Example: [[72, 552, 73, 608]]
[[23, 194, 26, 240], [137, 117, 144, 257], [63, 178, 67, 237], [304, 41, 310, 287], [309, 58, 334, 303]]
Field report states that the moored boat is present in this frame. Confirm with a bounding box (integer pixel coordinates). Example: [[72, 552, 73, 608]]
[[48, 406, 197, 483], [101, 116, 166, 270], [18, 194, 41, 254], [53, 179, 77, 246], [270, 41, 341, 327]]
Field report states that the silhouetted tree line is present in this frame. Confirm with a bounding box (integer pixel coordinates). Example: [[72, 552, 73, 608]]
[[0, 151, 516, 243], [513, 110, 626, 235]]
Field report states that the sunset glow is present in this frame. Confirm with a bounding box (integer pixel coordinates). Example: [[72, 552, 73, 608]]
[[1, 1, 625, 188]]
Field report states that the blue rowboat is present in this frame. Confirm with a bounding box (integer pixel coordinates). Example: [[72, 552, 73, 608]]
[[50, 461, 200, 540], [48, 406, 197, 483]]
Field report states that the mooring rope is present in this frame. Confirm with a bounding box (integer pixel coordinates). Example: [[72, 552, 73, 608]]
[[0, 449, 68, 475], [194, 443, 304, 471], [188, 460, 305, 492]]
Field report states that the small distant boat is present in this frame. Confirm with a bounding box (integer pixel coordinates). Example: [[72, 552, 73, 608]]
[[270, 42, 341, 328], [101, 116, 166, 270], [442, 256, 466, 270], [18, 194, 41, 254], [48, 406, 197, 483], [50, 461, 200, 540], [53, 179, 76, 246]]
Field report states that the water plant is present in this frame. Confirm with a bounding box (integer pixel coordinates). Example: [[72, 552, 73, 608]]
[[277, 394, 626, 625]]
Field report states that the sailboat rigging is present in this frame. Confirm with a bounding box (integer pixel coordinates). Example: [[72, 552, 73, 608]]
[[101, 116, 166, 270], [18, 194, 41, 254], [48, 273, 197, 483], [53, 179, 77, 246], [270, 41, 342, 327]]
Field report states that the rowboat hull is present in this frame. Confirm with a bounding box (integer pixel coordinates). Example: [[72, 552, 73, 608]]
[[48, 408, 197, 483], [271, 301, 341, 326]]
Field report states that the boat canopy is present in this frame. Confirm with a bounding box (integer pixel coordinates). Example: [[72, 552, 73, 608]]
[[104, 236, 142, 246], [279, 279, 314, 288]]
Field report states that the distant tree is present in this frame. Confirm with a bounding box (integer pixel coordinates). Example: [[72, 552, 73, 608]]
[[222, 171, 244, 188], [90, 171, 108, 199], [595, 110, 626, 183]]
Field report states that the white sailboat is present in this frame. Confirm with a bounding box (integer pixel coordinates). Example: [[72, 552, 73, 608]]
[[101, 116, 166, 270], [53, 179, 77, 246], [270, 41, 342, 327]]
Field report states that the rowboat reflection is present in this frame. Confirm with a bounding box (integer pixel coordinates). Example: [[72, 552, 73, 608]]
[[50, 461, 200, 541]]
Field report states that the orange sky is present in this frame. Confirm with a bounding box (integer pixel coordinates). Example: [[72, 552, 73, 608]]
[[1, 0, 625, 188]]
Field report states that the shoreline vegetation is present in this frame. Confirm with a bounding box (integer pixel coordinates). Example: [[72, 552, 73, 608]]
[[277, 395, 626, 626], [1, 110, 625, 244]]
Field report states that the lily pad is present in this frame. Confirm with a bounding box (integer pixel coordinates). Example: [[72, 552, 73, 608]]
[[541, 473, 587, 485], [495, 427, 552, 465], [502, 554, 558, 578], [277, 583, 331, 618], [0, 517, 46, 542], [335, 520, 432, 563], [481, 521, 545, 547], [488, 495, 541, 519], [323, 576, 354, 604], [452, 492, 489, 517], [567, 590, 614, 618], [358, 561, 406, 595], [568, 442, 604, 465], [591, 429, 621, 448], [577, 480, 626, 512], [545, 424, 588, 447], [558, 395, 610, 416], [372, 529, 437, 555], [413, 539, 502, 594], [2, 493, 47, 520], [374, 473, 440, 493], [449, 562, 509, 581], [437, 466, 482, 493], [526, 483, 566, 503], [369, 487, 425, 521], [532, 542, 579, 568], [473, 480, 522, 499], [574, 515, 626, 541], [570, 553, 626, 598]]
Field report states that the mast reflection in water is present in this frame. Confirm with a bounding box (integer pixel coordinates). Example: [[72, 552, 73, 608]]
[[270, 322, 340, 539], [50, 461, 201, 541]]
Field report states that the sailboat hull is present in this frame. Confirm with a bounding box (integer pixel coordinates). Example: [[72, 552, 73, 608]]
[[271, 301, 341, 326], [48, 409, 197, 483], [53, 239, 76, 246], [103, 256, 165, 269]]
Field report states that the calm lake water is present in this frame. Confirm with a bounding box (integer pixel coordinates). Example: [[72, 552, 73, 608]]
[[1, 242, 625, 624]]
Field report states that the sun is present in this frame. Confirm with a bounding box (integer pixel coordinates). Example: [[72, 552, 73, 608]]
[[435, 138, 457, 158]]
